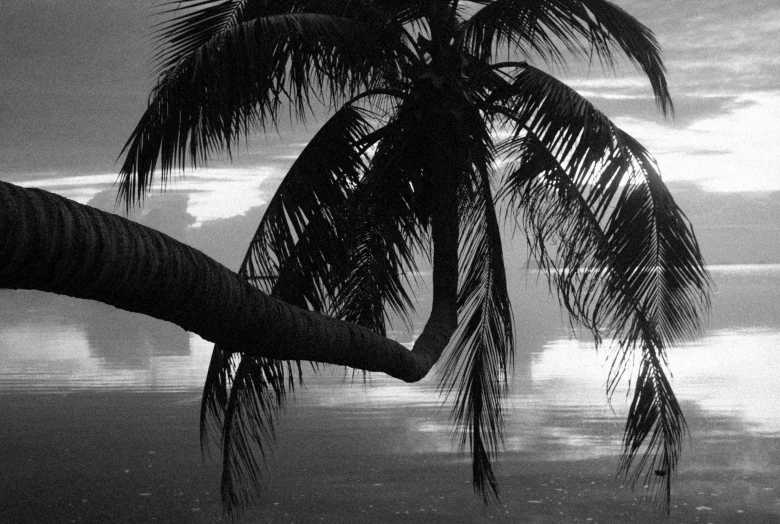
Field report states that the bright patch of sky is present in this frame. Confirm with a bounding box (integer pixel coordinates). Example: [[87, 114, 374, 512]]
[[14, 166, 284, 226], [613, 92, 780, 191], [565, 0, 780, 192]]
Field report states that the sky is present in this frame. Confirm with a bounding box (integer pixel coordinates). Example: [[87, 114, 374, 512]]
[[574, 0, 780, 193], [1, 0, 779, 264]]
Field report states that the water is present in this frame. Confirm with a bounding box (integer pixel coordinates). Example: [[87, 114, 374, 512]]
[[0, 293, 213, 392], [0, 265, 778, 521], [3, 266, 778, 428]]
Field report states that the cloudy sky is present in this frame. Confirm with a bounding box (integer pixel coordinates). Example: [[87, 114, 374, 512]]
[[1, 0, 779, 243]]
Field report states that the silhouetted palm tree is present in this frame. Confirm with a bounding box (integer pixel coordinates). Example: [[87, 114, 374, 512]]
[[114, 0, 711, 515]]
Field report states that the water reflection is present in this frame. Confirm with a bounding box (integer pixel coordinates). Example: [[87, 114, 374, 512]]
[[295, 327, 780, 467], [82, 302, 190, 368], [0, 290, 211, 391], [1, 265, 779, 445], [2, 265, 779, 522], [294, 263, 780, 460], [671, 328, 780, 435]]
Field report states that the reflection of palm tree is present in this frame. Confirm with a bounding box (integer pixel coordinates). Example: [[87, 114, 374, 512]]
[[81, 303, 190, 366], [3, 0, 711, 516]]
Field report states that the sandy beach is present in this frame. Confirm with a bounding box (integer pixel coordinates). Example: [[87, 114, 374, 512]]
[[1, 391, 777, 524]]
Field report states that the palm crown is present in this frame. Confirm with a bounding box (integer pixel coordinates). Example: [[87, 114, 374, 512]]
[[119, 0, 711, 514]]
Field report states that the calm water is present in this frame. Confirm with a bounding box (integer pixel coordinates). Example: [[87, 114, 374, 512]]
[[1, 265, 779, 522], [1, 265, 779, 436]]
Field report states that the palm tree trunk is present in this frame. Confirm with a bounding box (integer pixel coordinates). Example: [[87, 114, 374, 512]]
[[405, 82, 468, 380], [408, 165, 459, 377], [0, 180, 440, 382]]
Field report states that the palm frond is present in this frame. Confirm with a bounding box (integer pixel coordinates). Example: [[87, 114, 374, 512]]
[[118, 4, 411, 206], [240, 104, 374, 307], [199, 347, 301, 454], [153, 0, 426, 72], [151, 0, 251, 73], [115, 0, 707, 518], [439, 166, 513, 502], [330, 98, 437, 334], [424, 105, 515, 503], [500, 132, 700, 508], [332, 183, 422, 335], [494, 67, 709, 508], [460, 0, 672, 114], [199, 103, 376, 508], [200, 342, 232, 450], [219, 355, 290, 514]]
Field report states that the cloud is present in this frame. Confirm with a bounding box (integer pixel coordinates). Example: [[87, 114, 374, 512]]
[[87, 188, 195, 246], [613, 91, 780, 192], [560, 0, 780, 126], [14, 166, 283, 225], [168, 167, 280, 225]]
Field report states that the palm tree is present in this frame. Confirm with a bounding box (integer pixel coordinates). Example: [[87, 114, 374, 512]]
[[28, 0, 711, 516]]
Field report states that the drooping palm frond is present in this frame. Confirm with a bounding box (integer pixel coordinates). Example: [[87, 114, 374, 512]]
[[331, 197, 421, 335], [200, 343, 233, 449], [239, 104, 376, 305], [493, 65, 709, 508], [151, 0, 254, 73], [492, 62, 710, 345], [439, 162, 514, 502], [200, 103, 378, 504], [460, 0, 672, 115], [219, 355, 289, 513], [199, 348, 302, 458], [118, 2, 413, 206], [331, 115, 429, 334], [416, 89, 518, 503], [503, 133, 696, 508]]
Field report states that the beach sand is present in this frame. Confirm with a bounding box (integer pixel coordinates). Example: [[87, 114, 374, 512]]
[[0, 391, 778, 523]]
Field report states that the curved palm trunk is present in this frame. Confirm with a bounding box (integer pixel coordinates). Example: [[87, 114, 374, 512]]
[[0, 180, 441, 382], [408, 160, 459, 378], [405, 74, 469, 379]]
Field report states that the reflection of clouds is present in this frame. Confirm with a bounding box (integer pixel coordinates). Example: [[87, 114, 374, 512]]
[[0, 275, 194, 371], [0, 290, 211, 392], [707, 264, 780, 322], [293, 265, 780, 461], [300, 372, 441, 410], [80, 301, 191, 369], [670, 329, 780, 435], [0, 322, 89, 363]]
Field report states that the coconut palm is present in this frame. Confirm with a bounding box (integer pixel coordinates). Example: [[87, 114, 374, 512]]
[[113, 0, 711, 515]]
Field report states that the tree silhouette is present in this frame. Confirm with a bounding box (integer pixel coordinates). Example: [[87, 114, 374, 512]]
[[3, 0, 713, 517]]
